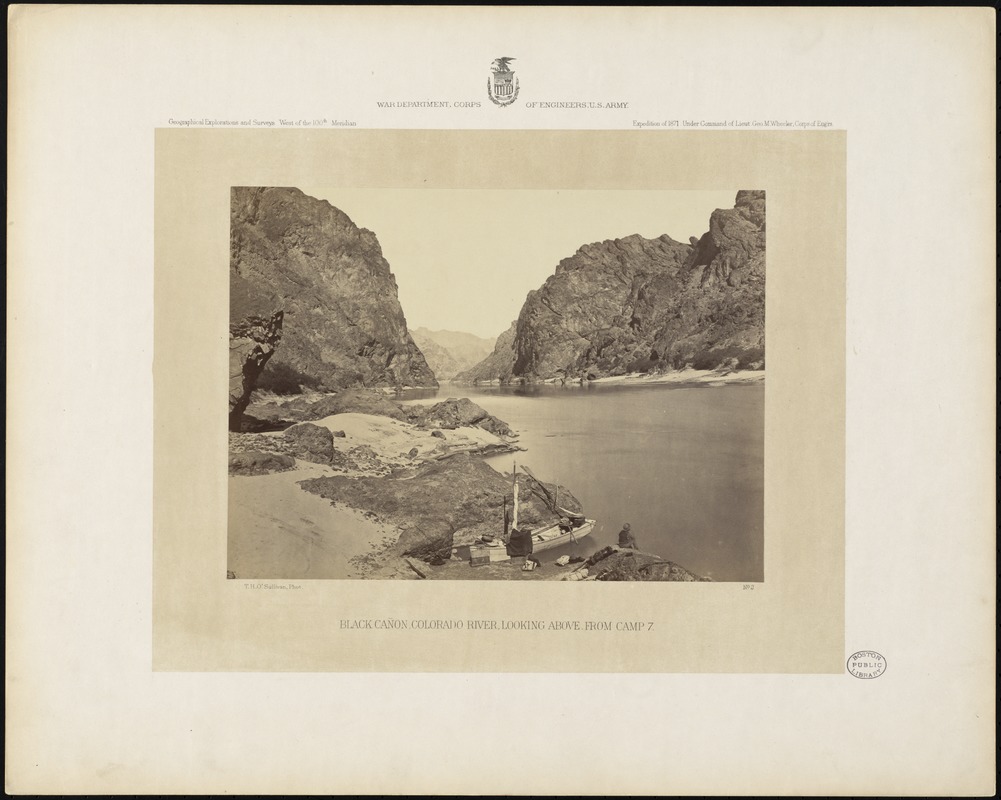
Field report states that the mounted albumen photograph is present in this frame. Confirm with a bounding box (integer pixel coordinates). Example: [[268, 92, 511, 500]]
[[228, 187, 765, 582]]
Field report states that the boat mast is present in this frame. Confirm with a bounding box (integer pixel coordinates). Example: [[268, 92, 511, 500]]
[[512, 461, 519, 530]]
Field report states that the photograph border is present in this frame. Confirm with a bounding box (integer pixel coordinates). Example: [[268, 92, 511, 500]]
[[154, 128, 845, 673]]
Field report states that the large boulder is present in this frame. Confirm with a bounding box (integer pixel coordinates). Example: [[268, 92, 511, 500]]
[[282, 422, 334, 464], [404, 397, 513, 437], [229, 310, 283, 431]]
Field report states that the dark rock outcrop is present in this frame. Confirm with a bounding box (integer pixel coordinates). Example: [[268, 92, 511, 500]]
[[586, 548, 711, 581], [284, 389, 408, 422], [245, 388, 408, 427], [513, 234, 693, 379], [334, 445, 384, 474], [459, 191, 765, 382], [230, 187, 437, 391], [559, 546, 710, 581], [228, 450, 295, 476], [229, 311, 284, 431], [646, 189, 765, 371], [245, 391, 515, 443], [300, 453, 581, 562], [282, 422, 335, 465], [403, 397, 514, 438]]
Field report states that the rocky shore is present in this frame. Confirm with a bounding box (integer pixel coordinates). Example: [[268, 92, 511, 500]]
[[228, 388, 525, 577], [225, 187, 719, 581], [229, 382, 708, 580], [228, 387, 707, 581], [300, 452, 581, 563], [405, 545, 711, 582]]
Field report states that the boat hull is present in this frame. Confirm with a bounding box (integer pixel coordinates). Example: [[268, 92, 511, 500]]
[[460, 520, 596, 565], [531, 519, 595, 552]]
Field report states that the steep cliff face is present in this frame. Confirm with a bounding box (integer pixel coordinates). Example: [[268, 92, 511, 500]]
[[459, 191, 765, 382], [513, 234, 693, 379], [648, 189, 765, 370], [230, 187, 437, 390]]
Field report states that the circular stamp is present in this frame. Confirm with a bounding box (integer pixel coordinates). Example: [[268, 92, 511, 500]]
[[847, 650, 886, 679]]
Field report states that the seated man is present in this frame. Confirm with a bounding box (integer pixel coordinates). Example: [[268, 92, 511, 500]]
[[618, 523, 638, 550], [558, 516, 572, 534]]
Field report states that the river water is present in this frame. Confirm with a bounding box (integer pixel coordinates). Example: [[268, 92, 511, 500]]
[[402, 381, 764, 582]]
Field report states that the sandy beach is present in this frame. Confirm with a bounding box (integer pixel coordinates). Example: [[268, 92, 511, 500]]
[[228, 408, 524, 579], [228, 462, 400, 579], [309, 412, 512, 463], [587, 368, 764, 386], [451, 368, 764, 389]]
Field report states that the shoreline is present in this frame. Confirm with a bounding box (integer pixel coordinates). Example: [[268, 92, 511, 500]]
[[229, 402, 526, 578], [229, 388, 723, 580], [587, 368, 764, 386], [254, 367, 764, 401], [449, 368, 764, 389], [228, 462, 402, 579]]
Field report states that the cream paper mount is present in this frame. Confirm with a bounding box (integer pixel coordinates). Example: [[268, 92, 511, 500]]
[[154, 128, 845, 672]]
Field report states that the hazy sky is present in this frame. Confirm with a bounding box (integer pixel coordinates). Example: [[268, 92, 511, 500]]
[[303, 188, 738, 340]]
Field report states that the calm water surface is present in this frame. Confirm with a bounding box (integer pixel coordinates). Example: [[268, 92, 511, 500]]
[[400, 382, 763, 581]]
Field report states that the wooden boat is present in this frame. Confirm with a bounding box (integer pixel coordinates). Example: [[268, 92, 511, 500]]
[[461, 463, 595, 565], [527, 516, 595, 552]]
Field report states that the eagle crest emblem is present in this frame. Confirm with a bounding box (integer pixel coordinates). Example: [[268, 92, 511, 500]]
[[487, 57, 519, 107]]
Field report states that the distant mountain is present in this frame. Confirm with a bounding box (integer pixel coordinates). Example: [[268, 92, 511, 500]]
[[407, 335, 461, 383], [230, 187, 437, 391], [409, 328, 495, 381], [456, 191, 765, 383], [453, 321, 517, 383]]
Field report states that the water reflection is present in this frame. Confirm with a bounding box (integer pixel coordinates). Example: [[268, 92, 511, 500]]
[[394, 379, 763, 580], [462, 381, 765, 582], [393, 387, 441, 403]]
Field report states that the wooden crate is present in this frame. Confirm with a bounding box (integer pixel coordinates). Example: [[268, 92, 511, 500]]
[[469, 544, 510, 563]]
